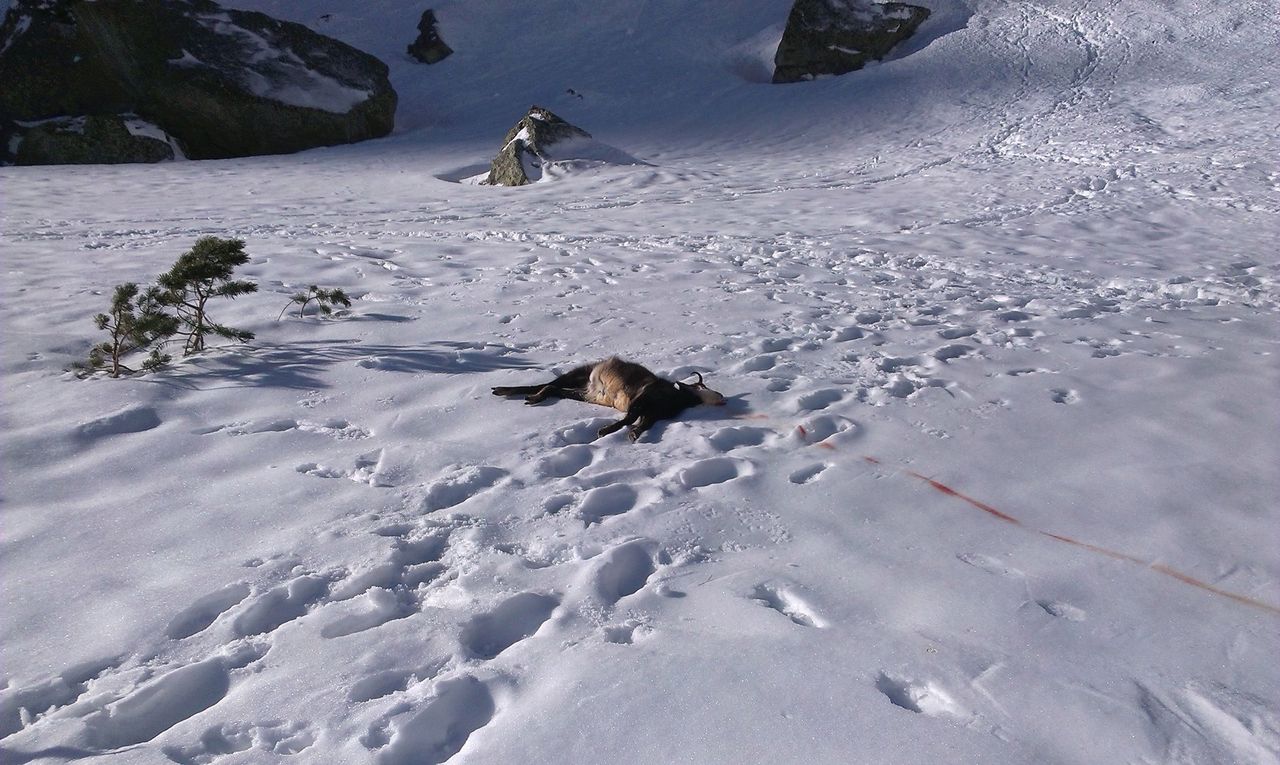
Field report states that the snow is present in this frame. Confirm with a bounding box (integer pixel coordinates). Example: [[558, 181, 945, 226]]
[[2, 0, 1279, 763]]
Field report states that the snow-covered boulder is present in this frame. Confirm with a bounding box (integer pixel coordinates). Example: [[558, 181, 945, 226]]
[[407, 9, 452, 64], [14, 114, 176, 165], [0, 0, 396, 163], [484, 106, 644, 186], [772, 0, 931, 84]]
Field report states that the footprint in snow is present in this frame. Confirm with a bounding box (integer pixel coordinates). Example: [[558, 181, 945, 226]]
[[751, 584, 825, 627], [295, 449, 388, 486], [535, 444, 594, 478], [371, 675, 495, 765], [737, 354, 778, 372], [788, 463, 828, 484], [1050, 388, 1080, 404], [875, 672, 967, 718], [330, 533, 449, 601], [548, 418, 615, 446], [1034, 599, 1087, 621], [591, 539, 657, 605], [459, 592, 560, 660], [77, 647, 266, 751], [163, 719, 316, 763], [0, 657, 120, 739], [420, 465, 507, 511], [793, 388, 844, 412], [75, 406, 162, 441], [677, 457, 752, 489], [705, 426, 772, 452], [933, 344, 975, 362], [601, 620, 649, 645], [349, 659, 448, 704], [795, 414, 858, 446], [231, 575, 330, 637], [165, 582, 251, 640], [575, 483, 661, 526], [938, 326, 977, 340], [956, 553, 1024, 579], [321, 588, 417, 639]]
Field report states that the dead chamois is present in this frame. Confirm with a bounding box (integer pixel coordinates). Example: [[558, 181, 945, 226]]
[[492, 357, 726, 442]]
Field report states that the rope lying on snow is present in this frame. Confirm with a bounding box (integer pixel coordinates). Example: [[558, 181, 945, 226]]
[[789, 424, 1280, 617]]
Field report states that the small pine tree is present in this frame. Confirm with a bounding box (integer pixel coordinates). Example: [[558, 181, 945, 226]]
[[86, 283, 178, 377], [156, 236, 258, 355], [278, 285, 352, 320]]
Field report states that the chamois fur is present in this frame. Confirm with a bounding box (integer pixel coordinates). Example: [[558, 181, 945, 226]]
[[492, 357, 726, 442]]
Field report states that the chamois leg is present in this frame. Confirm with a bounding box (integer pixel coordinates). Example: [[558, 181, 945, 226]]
[[627, 415, 657, 443], [491, 384, 548, 397], [597, 411, 638, 438], [524, 384, 560, 405]]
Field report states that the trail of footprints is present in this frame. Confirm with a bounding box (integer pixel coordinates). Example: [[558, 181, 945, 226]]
[[9, 244, 1260, 761]]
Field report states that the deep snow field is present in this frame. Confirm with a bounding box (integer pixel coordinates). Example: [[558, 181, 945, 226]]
[[3, 0, 1279, 763]]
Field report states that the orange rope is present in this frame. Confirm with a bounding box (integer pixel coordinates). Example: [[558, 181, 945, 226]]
[[788, 424, 1280, 617]]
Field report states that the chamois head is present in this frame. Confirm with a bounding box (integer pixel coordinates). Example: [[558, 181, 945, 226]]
[[678, 372, 726, 406]]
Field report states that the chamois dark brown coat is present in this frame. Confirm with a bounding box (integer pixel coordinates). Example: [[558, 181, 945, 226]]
[[492, 357, 726, 442]]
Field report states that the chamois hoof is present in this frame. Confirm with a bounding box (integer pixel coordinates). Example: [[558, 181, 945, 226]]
[[627, 430, 642, 443]]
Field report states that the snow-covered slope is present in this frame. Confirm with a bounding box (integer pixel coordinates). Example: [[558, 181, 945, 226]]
[[2, 1, 1278, 763]]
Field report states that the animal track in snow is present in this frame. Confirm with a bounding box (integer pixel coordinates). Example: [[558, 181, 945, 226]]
[[232, 575, 330, 637], [1137, 682, 1280, 765], [677, 457, 752, 488], [295, 449, 389, 486], [459, 592, 560, 660], [933, 344, 975, 362], [601, 620, 649, 645], [592, 539, 657, 605], [0, 657, 119, 739], [349, 660, 448, 703], [751, 584, 825, 627], [795, 414, 859, 446], [421, 465, 507, 511], [164, 720, 316, 763], [789, 463, 828, 484], [166, 583, 251, 640], [938, 326, 977, 340], [330, 533, 448, 601], [536, 444, 594, 478], [874, 672, 967, 718], [1036, 599, 1087, 621], [203, 417, 369, 439], [548, 418, 615, 446], [956, 553, 1025, 579], [706, 426, 772, 452], [75, 406, 162, 441], [1051, 388, 1080, 404], [794, 388, 844, 412], [80, 655, 245, 749], [321, 587, 416, 638], [738, 354, 778, 372], [576, 483, 655, 525], [373, 675, 495, 765]]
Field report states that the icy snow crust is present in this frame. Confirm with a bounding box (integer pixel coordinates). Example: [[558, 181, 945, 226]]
[[2, 0, 1279, 763]]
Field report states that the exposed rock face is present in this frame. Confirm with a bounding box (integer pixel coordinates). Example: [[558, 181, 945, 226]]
[[772, 0, 931, 84], [0, 0, 397, 163], [15, 115, 174, 165], [486, 106, 591, 187], [407, 9, 451, 64]]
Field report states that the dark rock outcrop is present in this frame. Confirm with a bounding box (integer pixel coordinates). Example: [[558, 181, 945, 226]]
[[15, 114, 174, 165], [486, 106, 591, 187], [407, 9, 451, 64], [773, 0, 930, 84], [0, 0, 397, 163]]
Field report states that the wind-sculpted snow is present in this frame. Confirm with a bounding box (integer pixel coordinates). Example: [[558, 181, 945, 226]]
[[1, 0, 1278, 763]]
